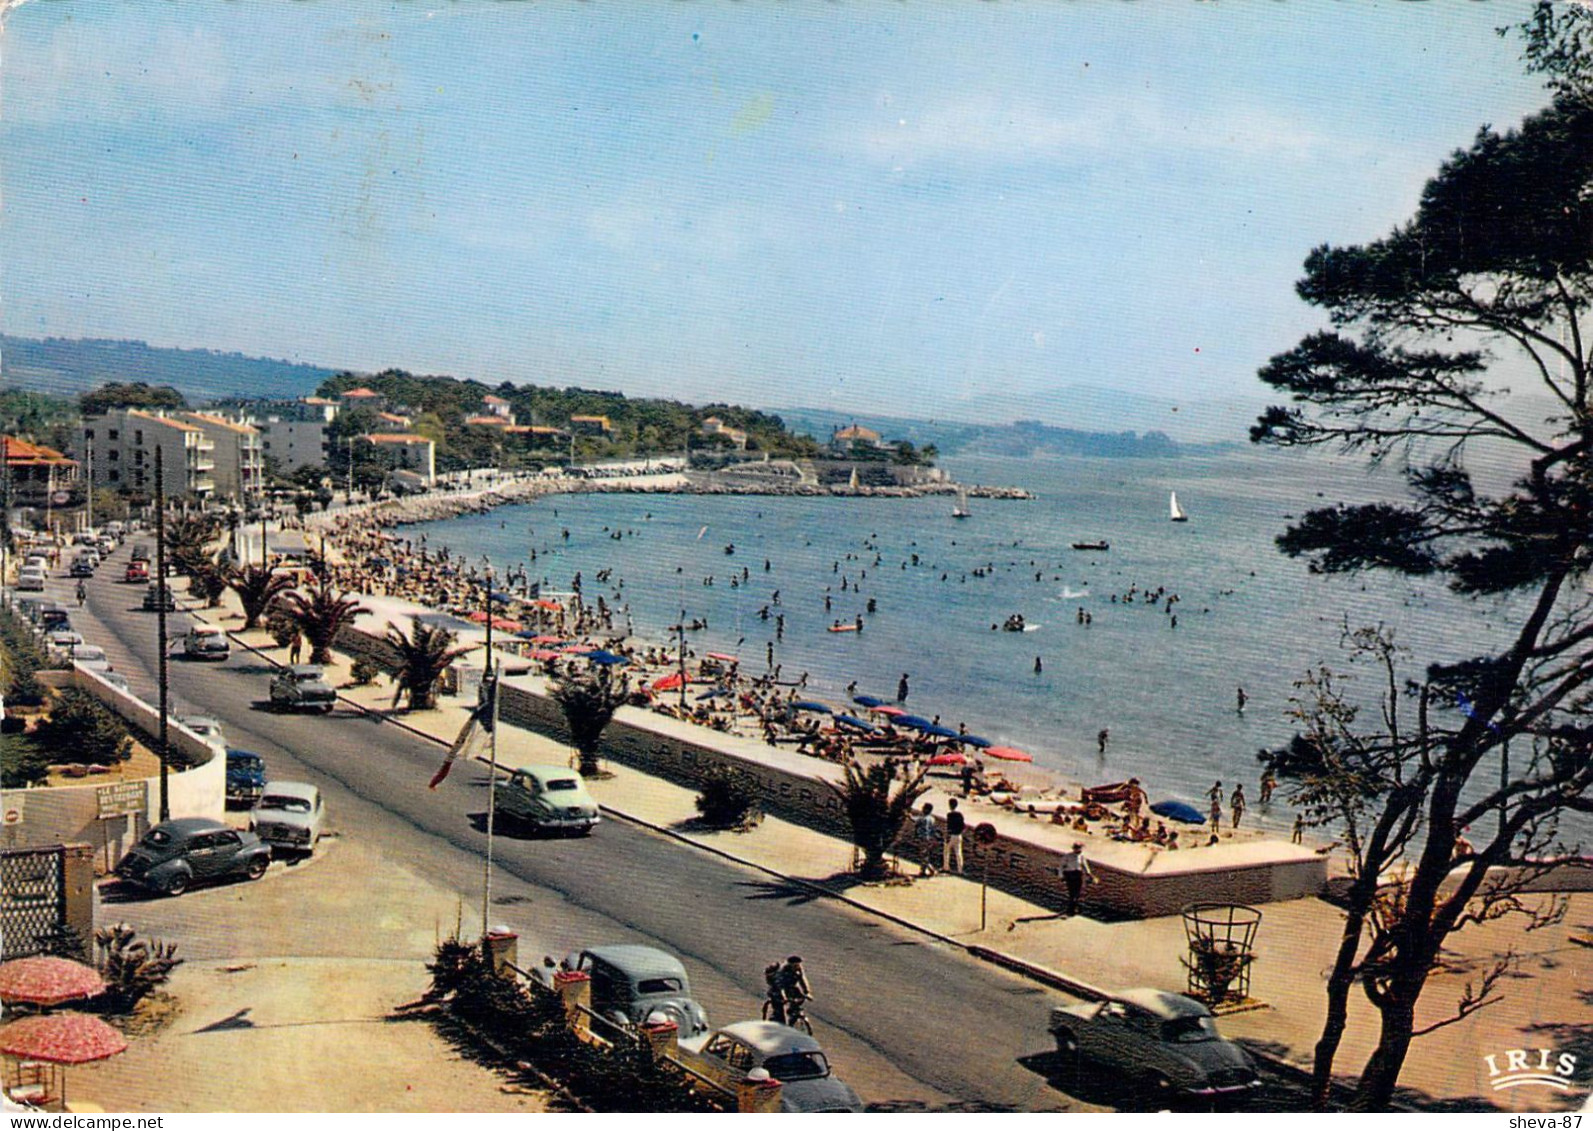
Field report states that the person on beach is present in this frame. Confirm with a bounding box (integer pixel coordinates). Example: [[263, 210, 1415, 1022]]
[[1058, 842, 1097, 916], [1291, 813, 1304, 844], [1230, 783, 1246, 829], [1096, 728, 1109, 755], [1236, 686, 1248, 713], [897, 673, 910, 703], [1259, 765, 1276, 805], [914, 803, 937, 877], [943, 799, 966, 875]]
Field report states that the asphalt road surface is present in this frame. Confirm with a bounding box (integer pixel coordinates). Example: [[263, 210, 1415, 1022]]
[[58, 548, 1093, 1112]]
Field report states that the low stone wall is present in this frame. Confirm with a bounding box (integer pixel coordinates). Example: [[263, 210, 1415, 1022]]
[[8, 668, 225, 870]]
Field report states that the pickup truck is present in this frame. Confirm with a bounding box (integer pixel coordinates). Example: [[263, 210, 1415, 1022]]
[[493, 765, 600, 835], [269, 665, 336, 713]]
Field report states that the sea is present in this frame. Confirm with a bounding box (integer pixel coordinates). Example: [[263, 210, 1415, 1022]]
[[410, 450, 1528, 833]]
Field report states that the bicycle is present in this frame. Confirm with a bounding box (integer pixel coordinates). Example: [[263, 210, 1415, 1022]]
[[765, 994, 813, 1035]]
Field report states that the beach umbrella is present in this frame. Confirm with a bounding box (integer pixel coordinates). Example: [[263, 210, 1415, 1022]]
[[649, 671, 685, 693], [983, 745, 1034, 763], [1150, 800, 1206, 825], [834, 714, 881, 734], [585, 650, 629, 665], [791, 700, 832, 713], [529, 635, 565, 645], [852, 695, 887, 708], [922, 724, 961, 739], [705, 652, 739, 663], [0, 958, 105, 1008], [0, 1012, 128, 1111], [528, 649, 563, 661], [927, 751, 967, 767], [896, 714, 935, 731], [533, 599, 562, 611], [695, 687, 729, 701], [466, 611, 490, 624], [958, 734, 993, 749], [490, 590, 515, 604], [870, 705, 906, 717], [490, 617, 522, 632], [558, 645, 593, 655]]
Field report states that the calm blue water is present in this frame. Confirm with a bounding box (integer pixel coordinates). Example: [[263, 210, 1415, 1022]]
[[413, 452, 1519, 824]]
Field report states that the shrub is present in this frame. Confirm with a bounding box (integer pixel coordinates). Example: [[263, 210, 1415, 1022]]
[[93, 923, 182, 1014], [694, 766, 763, 831], [35, 688, 132, 764], [350, 657, 381, 687]]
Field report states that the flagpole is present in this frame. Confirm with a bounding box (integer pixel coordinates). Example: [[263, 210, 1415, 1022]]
[[481, 561, 499, 941]]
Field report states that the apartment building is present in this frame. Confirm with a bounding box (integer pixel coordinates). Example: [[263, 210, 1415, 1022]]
[[359, 433, 435, 483], [257, 417, 330, 474], [80, 409, 215, 499], [180, 413, 264, 499]]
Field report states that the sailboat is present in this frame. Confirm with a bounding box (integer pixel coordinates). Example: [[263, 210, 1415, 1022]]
[[1169, 492, 1189, 523], [848, 467, 860, 490], [952, 487, 972, 519]]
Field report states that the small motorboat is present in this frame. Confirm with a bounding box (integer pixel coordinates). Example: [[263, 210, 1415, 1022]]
[[1071, 541, 1110, 552]]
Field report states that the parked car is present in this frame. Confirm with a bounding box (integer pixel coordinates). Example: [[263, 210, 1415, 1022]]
[[68, 557, 95, 578], [99, 672, 131, 693], [16, 567, 45, 592], [537, 945, 710, 1036], [678, 1022, 864, 1112], [124, 560, 150, 583], [142, 586, 177, 612], [270, 665, 336, 713], [47, 629, 85, 650], [1048, 989, 1261, 1104], [183, 625, 231, 661], [68, 645, 113, 675], [37, 605, 70, 631], [226, 749, 268, 809], [130, 543, 151, 563], [250, 781, 325, 854], [179, 715, 226, 748], [113, 817, 272, 896], [494, 765, 600, 835]]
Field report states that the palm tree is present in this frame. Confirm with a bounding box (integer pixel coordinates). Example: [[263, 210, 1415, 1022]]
[[165, 513, 219, 578], [385, 620, 473, 711], [551, 666, 629, 777], [275, 579, 368, 665], [828, 761, 929, 881], [188, 554, 230, 608], [227, 564, 295, 631]]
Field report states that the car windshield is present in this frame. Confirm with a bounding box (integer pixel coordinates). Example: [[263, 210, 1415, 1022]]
[[635, 977, 684, 995], [259, 795, 312, 812], [295, 672, 322, 683], [544, 779, 579, 792], [1162, 1015, 1219, 1043], [763, 1052, 830, 1081]]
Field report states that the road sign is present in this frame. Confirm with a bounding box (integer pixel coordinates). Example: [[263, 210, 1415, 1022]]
[[2, 799, 23, 826], [974, 822, 998, 845], [51, 491, 71, 506], [96, 780, 148, 820]]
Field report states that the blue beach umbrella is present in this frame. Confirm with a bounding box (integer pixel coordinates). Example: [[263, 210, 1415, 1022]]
[[896, 715, 935, 731], [791, 700, 832, 713], [853, 695, 887, 708], [491, 590, 515, 604], [958, 734, 993, 749], [834, 714, 883, 734], [922, 724, 961, 739], [585, 650, 629, 665], [696, 687, 730, 701], [1150, 800, 1206, 825]]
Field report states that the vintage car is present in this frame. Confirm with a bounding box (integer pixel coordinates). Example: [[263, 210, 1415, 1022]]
[[250, 781, 325, 854], [269, 665, 336, 713], [678, 1022, 864, 1112], [47, 629, 85, 650], [68, 556, 95, 578], [113, 817, 272, 896], [1048, 989, 1261, 1103], [183, 625, 231, 661], [16, 566, 46, 592], [226, 749, 268, 809], [142, 586, 177, 612], [536, 945, 709, 1036], [493, 764, 600, 834], [68, 645, 113, 675], [124, 559, 150, 583], [179, 716, 226, 749]]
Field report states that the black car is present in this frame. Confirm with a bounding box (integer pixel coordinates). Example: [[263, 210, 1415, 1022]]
[[113, 817, 272, 896], [142, 586, 177, 612]]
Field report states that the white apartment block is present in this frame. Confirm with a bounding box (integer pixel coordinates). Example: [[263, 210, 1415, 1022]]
[[180, 413, 264, 500], [258, 417, 330, 474], [80, 409, 216, 499], [360, 433, 435, 483]]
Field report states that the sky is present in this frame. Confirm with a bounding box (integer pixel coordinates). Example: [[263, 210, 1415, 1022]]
[[0, 1, 1559, 433]]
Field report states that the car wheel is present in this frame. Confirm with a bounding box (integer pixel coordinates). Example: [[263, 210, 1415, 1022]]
[[321, 704, 334, 714], [246, 856, 269, 880], [163, 873, 189, 897]]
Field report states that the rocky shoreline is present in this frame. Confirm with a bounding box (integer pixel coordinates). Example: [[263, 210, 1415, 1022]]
[[309, 471, 1033, 530]]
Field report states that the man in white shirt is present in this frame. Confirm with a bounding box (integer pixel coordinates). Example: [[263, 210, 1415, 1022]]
[[1058, 842, 1097, 916]]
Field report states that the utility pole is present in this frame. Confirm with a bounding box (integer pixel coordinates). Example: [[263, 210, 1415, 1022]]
[[85, 443, 93, 533], [0, 437, 11, 603], [480, 560, 500, 937], [677, 612, 688, 711], [155, 446, 171, 822]]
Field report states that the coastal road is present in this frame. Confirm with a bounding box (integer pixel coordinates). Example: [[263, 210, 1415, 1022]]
[[64, 552, 1083, 1112]]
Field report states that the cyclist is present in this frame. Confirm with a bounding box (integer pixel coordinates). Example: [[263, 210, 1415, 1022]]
[[776, 955, 812, 1028], [75, 579, 87, 607]]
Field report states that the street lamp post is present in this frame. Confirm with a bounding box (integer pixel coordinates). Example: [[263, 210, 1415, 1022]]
[[154, 447, 171, 822], [480, 559, 502, 939]]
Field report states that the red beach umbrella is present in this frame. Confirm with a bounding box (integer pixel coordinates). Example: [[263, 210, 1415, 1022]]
[[528, 649, 562, 661], [529, 635, 564, 644], [0, 1012, 127, 1063], [466, 611, 490, 624], [533, 599, 562, 611], [649, 671, 685, 692], [926, 751, 967, 767], [983, 745, 1033, 763], [871, 705, 905, 717], [0, 958, 105, 1008], [705, 652, 738, 662]]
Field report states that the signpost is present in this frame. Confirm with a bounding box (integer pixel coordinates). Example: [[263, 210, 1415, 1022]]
[[974, 822, 998, 931], [96, 780, 147, 874]]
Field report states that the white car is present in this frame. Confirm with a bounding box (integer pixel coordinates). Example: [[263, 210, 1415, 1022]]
[[183, 625, 231, 661], [16, 567, 46, 592], [179, 716, 226, 747], [678, 1022, 864, 1112], [47, 629, 85, 650], [69, 645, 113, 674], [250, 781, 326, 854]]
